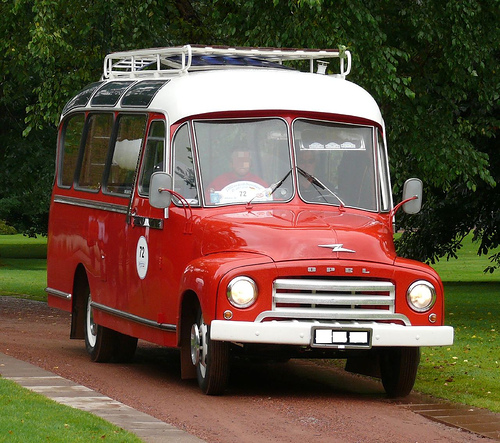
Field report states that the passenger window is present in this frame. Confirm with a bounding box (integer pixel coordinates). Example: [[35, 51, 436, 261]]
[[59, 113, 85, 188], [106, 114, 147, 195], [77, 114, 113, 191], [138, 120, 165, 196], [173, 124, 198, 204]]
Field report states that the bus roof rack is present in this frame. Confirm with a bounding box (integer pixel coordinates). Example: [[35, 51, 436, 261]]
[[103, 45, 352, 80]]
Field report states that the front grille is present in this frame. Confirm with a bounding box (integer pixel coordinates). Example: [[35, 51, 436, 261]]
[[255, 278, 409, 325]]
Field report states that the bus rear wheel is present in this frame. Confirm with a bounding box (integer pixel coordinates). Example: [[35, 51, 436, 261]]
[[380, 347, 420, 398], [84, 292, 138, 363], [190, 309, 229, 395], [84, 292, 115, 362]]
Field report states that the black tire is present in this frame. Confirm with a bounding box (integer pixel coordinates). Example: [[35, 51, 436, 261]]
[[190, 309, 229, 395], [84, 291, 115, 363], [113, 333, 138, 363], [380, 347, 420, 398]]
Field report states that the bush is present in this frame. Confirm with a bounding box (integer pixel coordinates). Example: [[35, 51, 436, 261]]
[[0, 219, 17, 235]]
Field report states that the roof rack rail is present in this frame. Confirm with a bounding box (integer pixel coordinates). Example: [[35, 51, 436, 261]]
[[102, 45, 352, 80]]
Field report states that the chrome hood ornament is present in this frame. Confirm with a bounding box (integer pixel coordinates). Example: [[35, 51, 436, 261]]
[[318, 244, 355, 253]]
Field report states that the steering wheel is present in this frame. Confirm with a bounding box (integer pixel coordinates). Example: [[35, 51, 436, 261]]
[[212, 181, 271, 204], [221, 181, 264, 196]]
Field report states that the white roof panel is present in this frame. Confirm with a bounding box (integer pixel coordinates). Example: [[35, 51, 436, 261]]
[[149, 69, 383, 126]]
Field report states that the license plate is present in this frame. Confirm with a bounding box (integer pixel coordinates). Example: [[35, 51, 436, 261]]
[[312, 328, 371, 348]]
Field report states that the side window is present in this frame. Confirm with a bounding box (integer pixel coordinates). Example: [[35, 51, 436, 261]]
[[77, 114, 113, 191], [138, 120, 165, 196], [173, 124, 198, 203], [59, 113, 84, 188], [377, 129, 391, 212], [105, 114, 147, 195]]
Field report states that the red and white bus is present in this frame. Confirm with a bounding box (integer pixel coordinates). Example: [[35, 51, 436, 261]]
[[46, 45, 453, 396]]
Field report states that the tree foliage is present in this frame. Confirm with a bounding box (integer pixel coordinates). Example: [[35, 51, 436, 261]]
[[1, 0, 499, 272], [208, 0, 500, 271], [0, 0, 211, 234]]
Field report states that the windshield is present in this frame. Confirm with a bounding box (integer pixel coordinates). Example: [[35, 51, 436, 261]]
[[195, 119, 293, 205], [294, 120, 378, 211], [191, 118, 380, 211]]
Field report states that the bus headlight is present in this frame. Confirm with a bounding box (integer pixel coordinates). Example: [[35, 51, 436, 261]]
[[407, 280, 436, 312], [227, 276, 258, 308]]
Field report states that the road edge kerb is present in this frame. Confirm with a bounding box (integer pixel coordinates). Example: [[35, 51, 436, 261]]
[[394, 393, 500, 441], [0, 352, 205, 443]]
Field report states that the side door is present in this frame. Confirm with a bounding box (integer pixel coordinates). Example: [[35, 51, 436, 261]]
[[126, 118, 200, 342], [125, 115, 173, 328]]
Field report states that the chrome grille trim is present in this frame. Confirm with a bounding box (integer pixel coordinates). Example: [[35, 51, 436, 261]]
[[255, 310, 410, 325], [256, 278, 410, 326]]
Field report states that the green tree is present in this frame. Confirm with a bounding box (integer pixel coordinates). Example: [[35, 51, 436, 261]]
[[1, 0, 499, 273], [209, 0, 500, 271], [0, 0, 211, 234], [378, 0, 500, 271]]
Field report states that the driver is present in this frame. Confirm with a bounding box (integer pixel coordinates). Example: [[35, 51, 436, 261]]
[[209, 149, 267, 191]]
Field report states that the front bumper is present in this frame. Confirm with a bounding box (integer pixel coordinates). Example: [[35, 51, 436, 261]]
[[210, 320, 454, 348]]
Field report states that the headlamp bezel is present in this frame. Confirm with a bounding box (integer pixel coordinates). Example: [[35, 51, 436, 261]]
[[406, 280, 437, 312], [227, 276, 258, 308]]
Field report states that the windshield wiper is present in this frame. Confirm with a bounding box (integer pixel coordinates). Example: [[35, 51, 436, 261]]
[[246, 167, 345, 208], [269, 168, 293, 197], [296, 167, 346, 208], [246, 169, 293, 206]]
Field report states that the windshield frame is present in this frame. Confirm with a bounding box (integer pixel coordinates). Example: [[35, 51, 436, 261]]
[[183, 115, 387, 212]]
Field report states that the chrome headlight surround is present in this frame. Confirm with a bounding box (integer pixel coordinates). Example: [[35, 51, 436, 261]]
[[227, 276, 258, 308], [407, 280, 437, 312]]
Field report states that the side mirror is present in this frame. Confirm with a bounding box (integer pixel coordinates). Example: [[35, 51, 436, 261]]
[[402, 178, 423, 214], [149, 172, 173, 209]]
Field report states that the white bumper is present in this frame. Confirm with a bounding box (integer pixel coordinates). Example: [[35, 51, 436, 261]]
[[210, 320, 454, 348]]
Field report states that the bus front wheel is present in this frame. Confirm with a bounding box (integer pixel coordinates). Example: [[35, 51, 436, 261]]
[[380, 347, 420, 398], [190, 309, 229, 395]]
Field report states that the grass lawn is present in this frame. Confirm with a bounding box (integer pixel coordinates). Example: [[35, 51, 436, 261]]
[[430, 234, 500, 282], [0, 232, 499, 415], [0, 378, 142, 442], [415, 282, 499, 412], [416, 236, 500, 412], [0, 234, 47, 301]]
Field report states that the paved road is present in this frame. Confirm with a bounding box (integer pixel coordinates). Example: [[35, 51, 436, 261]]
[[0, 296, 498, 442]]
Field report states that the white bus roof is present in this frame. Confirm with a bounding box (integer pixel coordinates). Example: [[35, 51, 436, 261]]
[[151, 68, 383, 126]]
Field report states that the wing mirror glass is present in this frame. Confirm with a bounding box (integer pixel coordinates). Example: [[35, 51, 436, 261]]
[[149, 172, 173, 209], [402, 178, 423, 214]]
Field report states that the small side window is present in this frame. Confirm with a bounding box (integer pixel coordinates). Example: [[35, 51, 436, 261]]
[[105, 114, 147, 195], [76, 114, 114, 191], [138, 120, 165, 196], [121, 80, 169, 107], [90, 81, 134, 107], [59, 113, 85, 188], [62, 82, 103, 114], [173, 123, 198, 204], [377, 129, 391, 212]]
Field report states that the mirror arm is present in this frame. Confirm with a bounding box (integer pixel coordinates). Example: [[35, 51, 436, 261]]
[[390, 195, 418, 219], [159, 188, 193, 234]]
